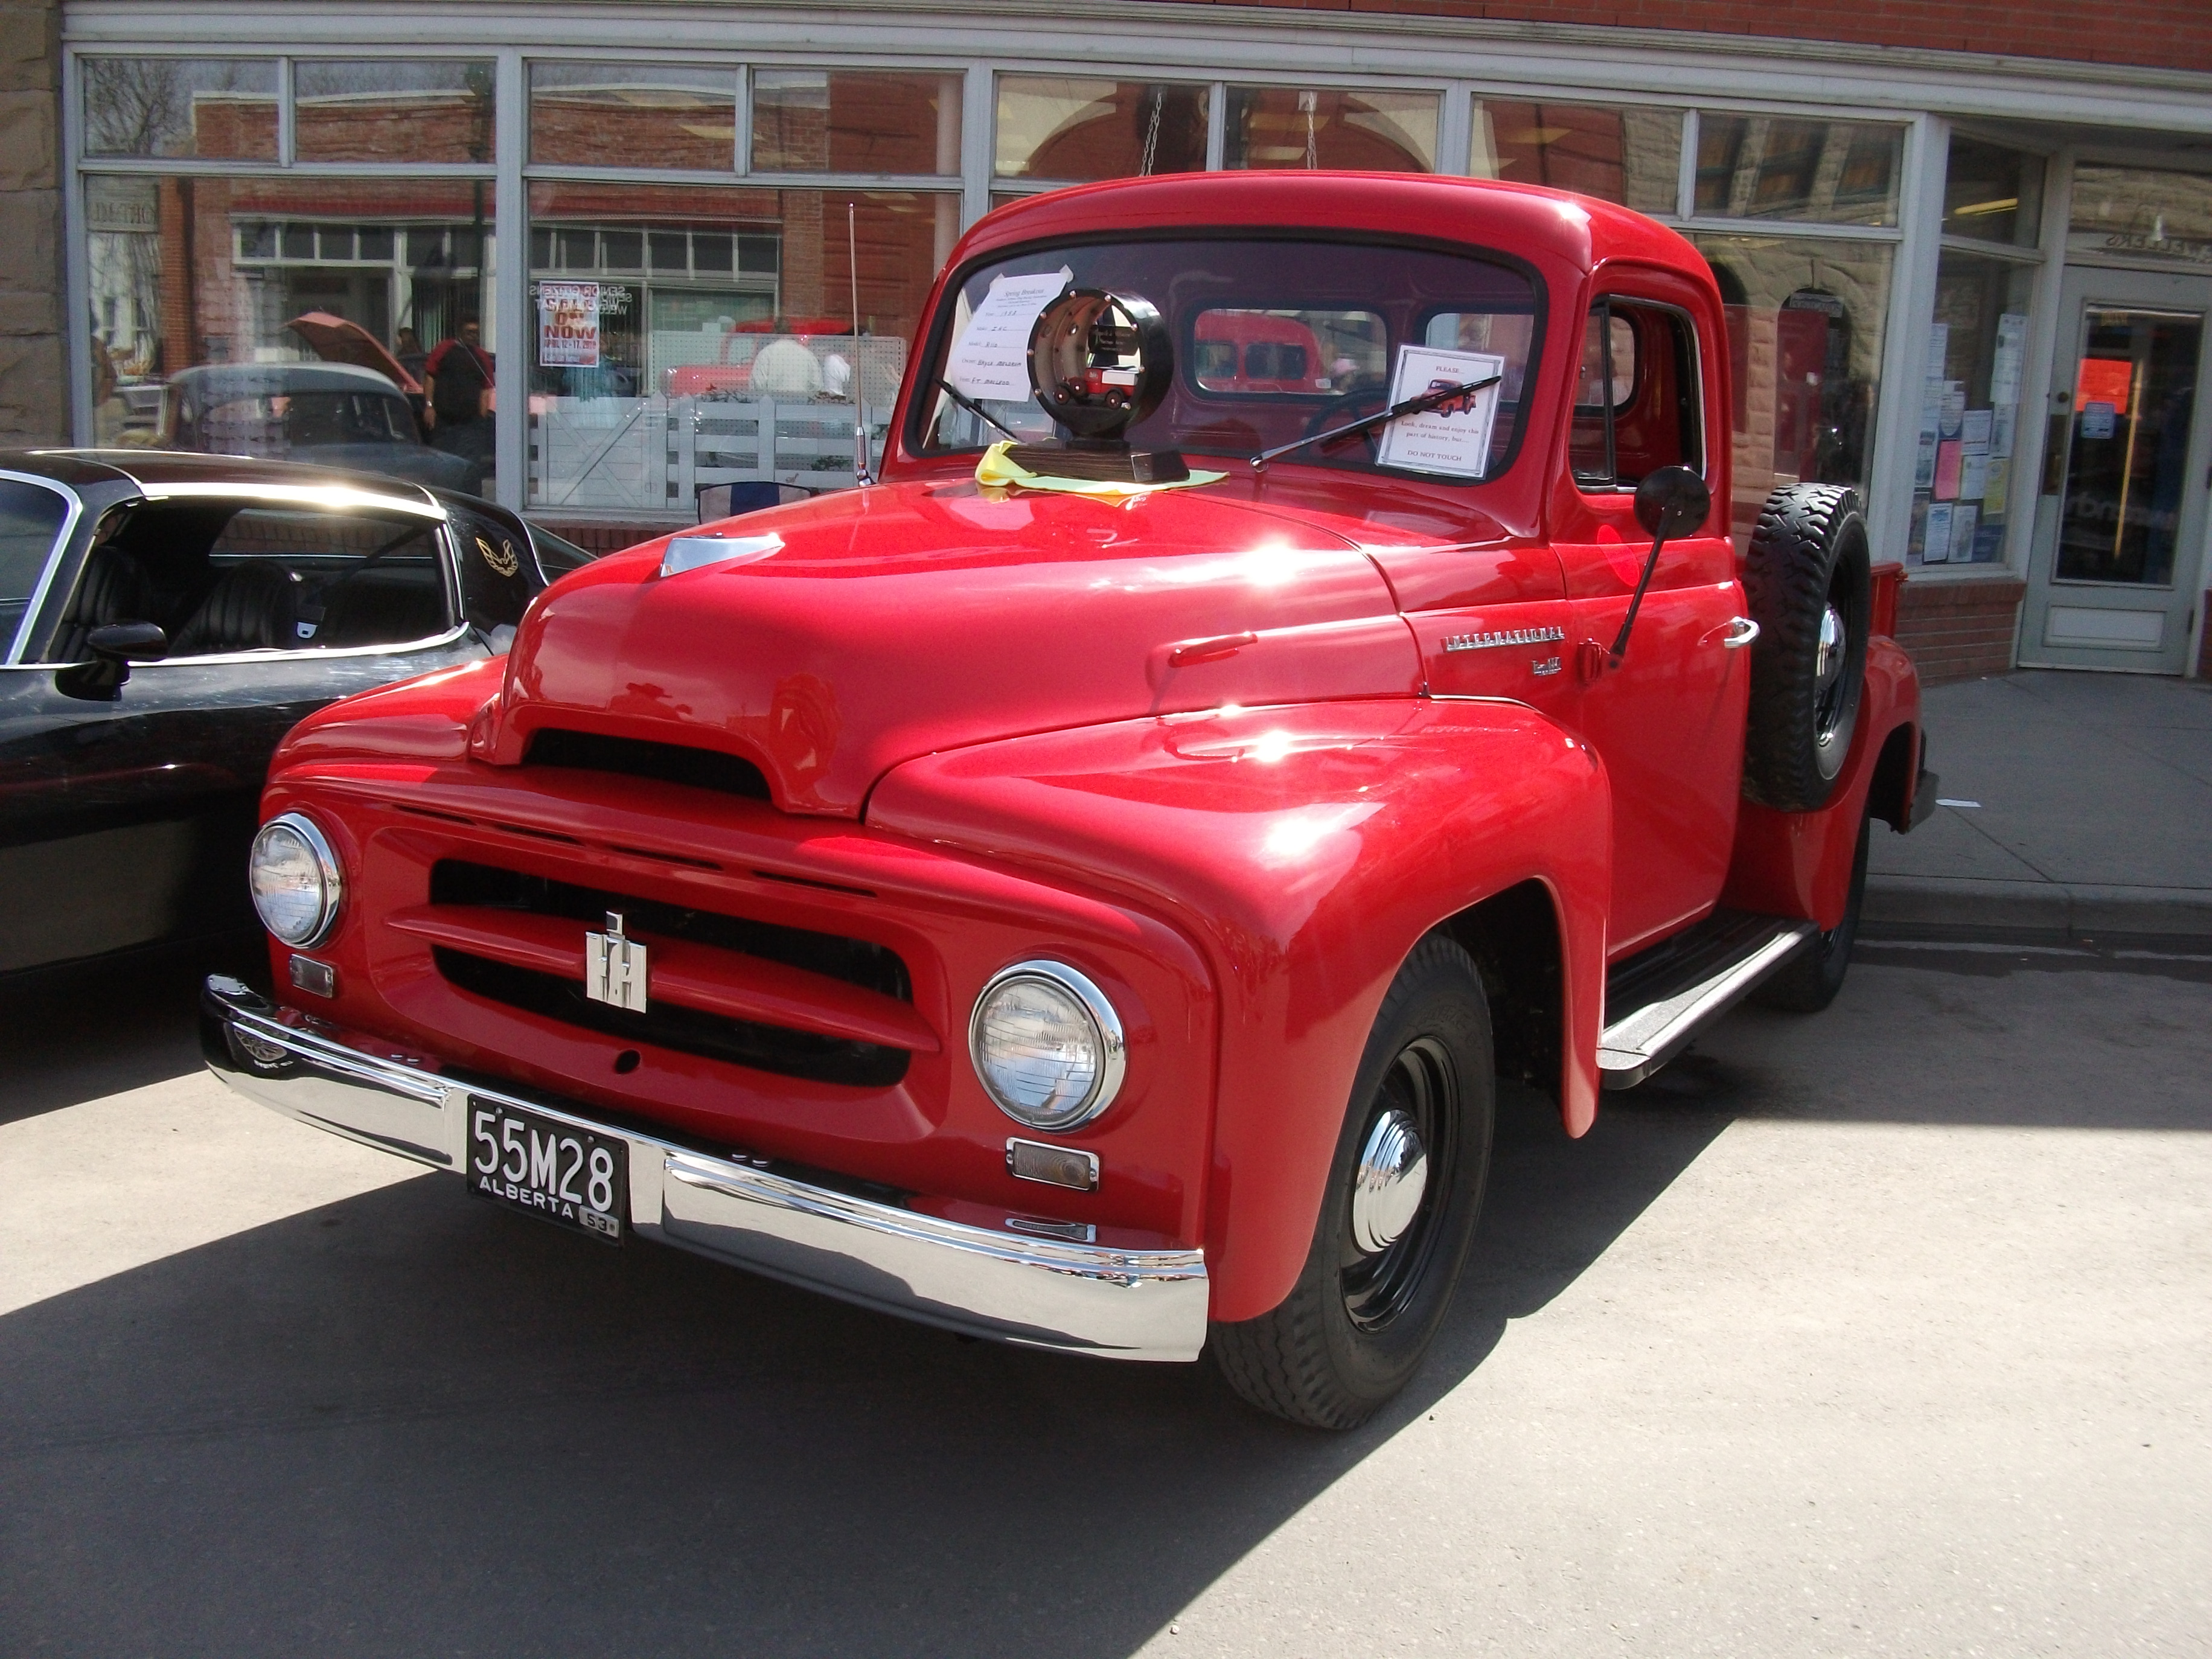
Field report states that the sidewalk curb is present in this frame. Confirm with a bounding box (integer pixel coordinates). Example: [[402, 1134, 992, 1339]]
[[1864, 874, 2212, 950]]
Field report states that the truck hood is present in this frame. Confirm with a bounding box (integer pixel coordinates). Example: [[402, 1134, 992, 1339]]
[[482, 477, 1422, 816]]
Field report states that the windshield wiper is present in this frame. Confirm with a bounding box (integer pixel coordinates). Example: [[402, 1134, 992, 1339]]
[[936, 378, 1023, 443], [1248, 374, 1504, 473]]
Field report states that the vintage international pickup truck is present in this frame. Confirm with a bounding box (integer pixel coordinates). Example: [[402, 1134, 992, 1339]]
[[205, 173, 1930, 1428]]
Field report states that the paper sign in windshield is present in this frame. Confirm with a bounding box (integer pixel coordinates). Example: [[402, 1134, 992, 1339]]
[[945, 267, 1072, 401], [1375, 346, 1506, 480]]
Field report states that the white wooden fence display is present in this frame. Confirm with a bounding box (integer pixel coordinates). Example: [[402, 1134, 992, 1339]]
[[529, 334, 908, 514]]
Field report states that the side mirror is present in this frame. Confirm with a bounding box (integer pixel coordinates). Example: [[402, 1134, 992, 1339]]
[[1632, 465, 1712, 541], [56, 621, 168, 703]]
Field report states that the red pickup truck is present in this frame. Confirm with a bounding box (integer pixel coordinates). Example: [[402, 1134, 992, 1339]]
[[206, 173, 1930, 1428]]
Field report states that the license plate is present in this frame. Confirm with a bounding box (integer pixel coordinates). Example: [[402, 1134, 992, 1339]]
[[465, 1099, 627, 1243]]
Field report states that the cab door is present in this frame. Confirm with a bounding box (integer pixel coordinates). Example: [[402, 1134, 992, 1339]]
[[1556, 286, 1750, 954]]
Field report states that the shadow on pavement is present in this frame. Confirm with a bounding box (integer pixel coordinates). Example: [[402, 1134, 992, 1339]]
[[0, 936, 260, 1128], [0, 1082, 1728, 1658]]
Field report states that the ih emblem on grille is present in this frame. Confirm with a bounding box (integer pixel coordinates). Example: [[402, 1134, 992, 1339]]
[[585, 912, 649, 1012]]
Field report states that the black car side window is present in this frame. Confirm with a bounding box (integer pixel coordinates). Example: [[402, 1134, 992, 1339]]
[[57, 500, 458, 659]]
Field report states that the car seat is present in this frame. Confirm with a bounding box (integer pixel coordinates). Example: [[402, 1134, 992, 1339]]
[[169, 563, 304, 656], [51, 543, 157, 662]]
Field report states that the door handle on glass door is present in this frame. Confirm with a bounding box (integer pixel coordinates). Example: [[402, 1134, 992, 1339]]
[[1719, 616, 1760, 649]]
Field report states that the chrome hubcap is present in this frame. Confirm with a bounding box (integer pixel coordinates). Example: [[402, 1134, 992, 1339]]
[[1350, 1107, 1429, 1255], [1814, 603, 1849, 744]]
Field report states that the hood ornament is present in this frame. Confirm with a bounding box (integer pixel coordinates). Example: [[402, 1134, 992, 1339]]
[[660, 532, 782, 579]]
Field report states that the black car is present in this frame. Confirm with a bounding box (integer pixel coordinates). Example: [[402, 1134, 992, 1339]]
[[0, 450, 595, 976]]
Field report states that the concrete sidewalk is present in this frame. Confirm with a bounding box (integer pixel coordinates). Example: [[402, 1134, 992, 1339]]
[[1864, 669, 2212, 947]]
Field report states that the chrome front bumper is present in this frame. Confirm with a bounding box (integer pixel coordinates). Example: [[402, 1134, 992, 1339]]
[[201, 977, 1208, 1361]]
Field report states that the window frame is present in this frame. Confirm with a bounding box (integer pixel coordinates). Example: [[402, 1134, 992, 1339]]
[[0, 472, 87, 666]]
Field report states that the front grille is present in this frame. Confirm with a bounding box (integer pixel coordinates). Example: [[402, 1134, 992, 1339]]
[[428, 860, 911, 1088], [525, 727, 770, 801]]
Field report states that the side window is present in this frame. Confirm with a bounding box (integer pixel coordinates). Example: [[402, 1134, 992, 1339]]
[[446, 503, 546, 635], [1569, 299, 1703, 491], [0, 479, 70, 651], [53, 501, 455, 660]]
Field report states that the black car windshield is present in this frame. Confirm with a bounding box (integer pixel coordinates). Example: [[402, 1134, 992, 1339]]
[[914, 236, 1542, 484]]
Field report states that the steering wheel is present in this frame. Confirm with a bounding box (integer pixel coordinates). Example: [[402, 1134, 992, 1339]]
[[1297, 375, 1392, 459]]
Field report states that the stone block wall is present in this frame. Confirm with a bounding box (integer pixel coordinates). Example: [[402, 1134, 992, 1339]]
[[0, 0, 62, 447]]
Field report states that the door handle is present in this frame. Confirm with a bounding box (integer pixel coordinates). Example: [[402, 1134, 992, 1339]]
[[1719, 616, 1760, 649]]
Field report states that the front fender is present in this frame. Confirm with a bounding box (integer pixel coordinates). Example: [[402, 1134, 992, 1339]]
[[867, 696, 1611, 1325]]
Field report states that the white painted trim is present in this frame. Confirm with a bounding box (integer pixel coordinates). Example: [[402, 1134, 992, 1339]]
[[961, 63, 991, 229], [494, 47, 526, 513], [1868, 113, 1946, 567], [60, 51, 92, 449], [59, 2, 2212, 131]]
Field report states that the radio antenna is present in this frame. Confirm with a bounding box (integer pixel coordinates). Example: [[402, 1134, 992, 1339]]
[[849, 202, 872, 486]]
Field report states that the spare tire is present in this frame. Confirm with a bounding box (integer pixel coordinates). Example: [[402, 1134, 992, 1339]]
[[1742, 484, 1872, 812]]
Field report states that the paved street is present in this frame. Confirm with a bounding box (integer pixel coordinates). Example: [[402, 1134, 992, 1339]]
[[2, 942, 2208, 1657]]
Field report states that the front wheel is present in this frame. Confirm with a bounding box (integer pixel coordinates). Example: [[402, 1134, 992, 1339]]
[[1210, 935, 1495, 1429]]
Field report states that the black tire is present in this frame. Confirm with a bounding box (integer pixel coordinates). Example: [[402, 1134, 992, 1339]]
[[1743, 484, 1872, 813], [1210, 935, 1495, 1430], [1753, 810, 1870, 1013]]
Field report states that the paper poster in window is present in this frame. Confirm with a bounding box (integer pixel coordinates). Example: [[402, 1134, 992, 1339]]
[[1922, 500, 1955, 564], [1951, 503, 1978, 564], [539, 281, 601, 369], [1373, 345, 1506, 480]]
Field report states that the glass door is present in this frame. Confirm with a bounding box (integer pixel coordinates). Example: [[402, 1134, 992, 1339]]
[[2022, 267, 2212, 673]]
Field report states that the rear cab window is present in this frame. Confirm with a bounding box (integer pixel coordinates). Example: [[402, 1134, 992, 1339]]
[[0, 476, 73, 657]]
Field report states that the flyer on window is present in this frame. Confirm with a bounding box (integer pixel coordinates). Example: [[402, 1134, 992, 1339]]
[[1373, 345, 1506, 479], [945, 267, 1073, 401], [538, 281, 601, 369]]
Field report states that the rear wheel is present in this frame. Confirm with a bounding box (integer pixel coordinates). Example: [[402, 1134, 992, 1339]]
[[1743, 485, 1872, 813], [1753, 810, 1871, 1013], [1210, 935, 1495, 1429]]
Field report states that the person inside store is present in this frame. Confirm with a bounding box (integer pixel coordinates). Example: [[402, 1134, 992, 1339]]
[[423, 320, 494, 491]]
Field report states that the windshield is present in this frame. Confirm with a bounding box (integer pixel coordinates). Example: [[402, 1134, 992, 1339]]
[[914, 236, 1542, 482]]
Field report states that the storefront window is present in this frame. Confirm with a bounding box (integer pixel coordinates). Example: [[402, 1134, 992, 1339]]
[[1223, 86, 1439, 172], [293, 60, 496, 165], [82, 173, 497, 497], [750, 70, 962, 176], [1469, 101, 1680, 215], [1691, 233, 1893, 548], [1695, 115, 1903, 228], [82, 57, 278, 161], [994, 78, 1209, 182], [1907, 254, 2036, 566], [2068, 165, 2212, 267], [524, 182, 941, 512], [529, 63, 737, 170], [1943, 138, 2044, 249]]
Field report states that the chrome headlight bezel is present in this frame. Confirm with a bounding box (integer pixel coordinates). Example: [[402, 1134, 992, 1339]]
[[248, 811, 344, 949], [967, 959, 1128, 1133]]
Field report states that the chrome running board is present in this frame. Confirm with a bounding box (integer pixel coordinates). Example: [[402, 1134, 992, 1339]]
[[1598, 912, 1817, 1090]]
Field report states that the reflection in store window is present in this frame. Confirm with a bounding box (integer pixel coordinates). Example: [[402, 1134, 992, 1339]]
[[2067, 165, 2212, 266], [1223, 87, 1439, 173], [293, 60, 496, 165], [994, 77, 1209, 182], [1692, 234, 1892, 549], [529, 63, 738, 170], [1907, 255, 2036, 567], [750, 70, 962, 176], [82, 57, 278, 161], [1943, 139, 2045, 249], [82, 174, 496, 497], [1469, 102, 1680, 215], [1695, 115, 1902, 228], [523, 183, 945, 512]]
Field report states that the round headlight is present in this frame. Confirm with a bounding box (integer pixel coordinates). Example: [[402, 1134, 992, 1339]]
[[249, 812, 343, 948], [968, 960, 1127, 1131]]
